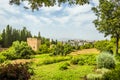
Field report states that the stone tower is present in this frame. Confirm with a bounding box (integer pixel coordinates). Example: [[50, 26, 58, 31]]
[[27, 38, 41, 51]]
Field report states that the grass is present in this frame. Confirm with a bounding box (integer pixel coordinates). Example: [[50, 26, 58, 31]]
[[33, 55, 71, 66], [30, 61, 95, 80], [29, 53, 96, 80], [0, 49, 99, 80], [33, 54, 50, 59]]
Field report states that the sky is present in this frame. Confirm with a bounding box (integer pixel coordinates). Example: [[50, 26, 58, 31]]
[[0, 0, 110, 41]]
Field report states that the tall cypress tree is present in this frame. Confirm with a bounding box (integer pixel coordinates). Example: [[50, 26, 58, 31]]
[[1, 25, 32, 47], [1, 29, 5, 47]]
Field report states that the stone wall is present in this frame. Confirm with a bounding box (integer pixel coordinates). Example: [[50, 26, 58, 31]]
[[27, 38, 41, 51]]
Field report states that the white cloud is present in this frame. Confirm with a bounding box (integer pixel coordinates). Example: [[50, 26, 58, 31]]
[[0, 0, 109, 40], [91, 0, 99, 6], [24, 14, 40, 24], [52, 16, 70, 24], [40, 5, 62, 13], [63, 4, 92, 16], [0, 0, 20, 14], [39, 17, 53, 24]]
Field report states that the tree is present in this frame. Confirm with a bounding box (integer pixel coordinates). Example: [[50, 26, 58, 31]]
[[94, 40, 114, 53], [0, 34, 2, 45], [9, 0, 89, 11], [92, 0, 120, 55], [1, 25, 32, 47], [38, 32, 41, 39]]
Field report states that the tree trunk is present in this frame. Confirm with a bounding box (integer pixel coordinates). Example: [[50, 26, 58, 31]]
[[116, 34, 119, 55]]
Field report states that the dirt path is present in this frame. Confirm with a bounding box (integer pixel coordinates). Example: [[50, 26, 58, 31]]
[[70, 48, 100, 56]]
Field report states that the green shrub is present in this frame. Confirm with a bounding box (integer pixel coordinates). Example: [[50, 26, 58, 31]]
[[0, 54, 6, 63], [70, 55, 96, 65], [87, 74, 103, 80], [19, 48, 34, 59], [103, 63, 120, 80], [97, 52, 115, 69], [115, 55, 120, 62], [38, 44, 50, 54], [95, 68, 110, 74], [42, 58, 54, 64], [1, 47, 18, 60], [1, 41, 35, 60], [0, 63, 33, 80], [41, 56, 71, 65], [87, 68, 110, 80], [78, 60, 84, 65], [103, 67, 120, 80], [14, 41, 35, 59], [94, 40, 114, 52], [59, 62, 70, 70], [70, 57, 79, 65], [51, 42, 73, 56]]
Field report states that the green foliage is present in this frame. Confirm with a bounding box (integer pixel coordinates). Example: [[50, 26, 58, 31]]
[[70, 57, 80, 65], [115, 55, 120, 62], [0, 34, 2, 44], [41, 37, 50, 46], [9, 0, 89, 11], [63, 43, 73, 55], [1, 41, 35, 60], [20, 49, 33, 59], [87, 74, 103, 80], [97, 52, 115, 69], [92, 0, 120, 54], [87, 68, 110, 80], [1, 47, 18, 60], [13, 41, 35, 59], [1, 25, 32, 47], [38, 44, 50, 54], [51, 42, 73, 56], [80, 43, 94, 50], [0, 54, 6, 63], [0, 63, 32, 80], [31, 61, 94, 80], [103, 67, 120, 80], [37, 56, 71, 65], [59, 62, 70, 70], [42, 57, 70, 65], [70, 55, 96, 65], [94, 40, 114, 53]]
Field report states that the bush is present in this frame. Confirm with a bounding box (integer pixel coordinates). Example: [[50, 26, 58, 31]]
[[87, 68, 110, 80], [0, 54, 6, 63], [40, 56, 71, 65], [94, 40, 114, 52], [59, 62, 70, 70], [0, 63, 33, 80], [13, 41, 35, 59], [1, 41, 35, 60], [115, 55, 120, 62], [103, 63, 120, 80], [19, 48, 34, 59], [70, 57, 79, 65], [97, 52, 115, 69], [38, 44, 50, 54], [103, 67, 120, 80], [1, 47, 18, 60], [51, 42, 73, 56], [87, 74, 103, 80], [70, 55, 96, 65], [78, 60, 84, 65]]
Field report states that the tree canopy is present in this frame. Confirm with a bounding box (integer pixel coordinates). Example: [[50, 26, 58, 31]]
[[92, 0, 120, 54], [9, 0, 89, 11], [1, 25, 32, 47]]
